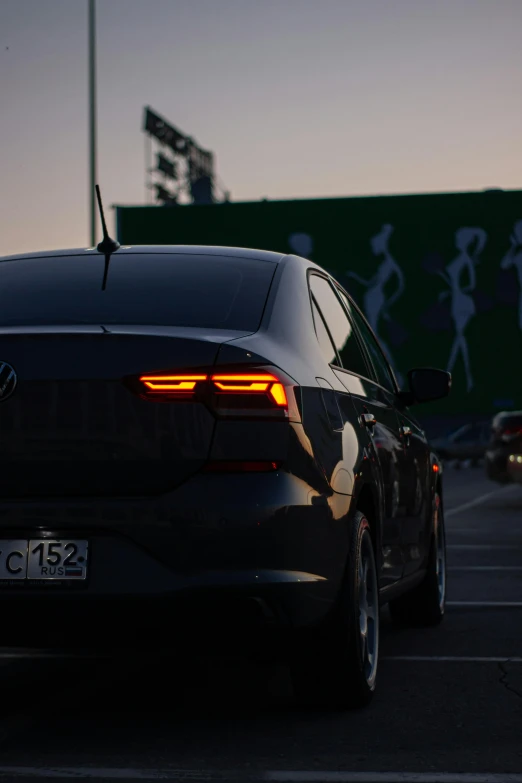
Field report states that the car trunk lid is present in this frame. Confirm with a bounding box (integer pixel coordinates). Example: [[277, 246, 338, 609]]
[[0, 325, 247, 498]]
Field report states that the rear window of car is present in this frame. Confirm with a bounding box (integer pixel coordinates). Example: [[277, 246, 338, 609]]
[[451, 423, 488, 442], [497, 415, 522, 430], [0, 253, 277, 331]]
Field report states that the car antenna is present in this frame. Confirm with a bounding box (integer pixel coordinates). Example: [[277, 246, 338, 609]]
[[95, 184, 120, 291]]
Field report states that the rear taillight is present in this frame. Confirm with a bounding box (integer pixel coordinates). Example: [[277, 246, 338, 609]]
[[132, 368, 301, 421], [211, 374, 287, 405], [209, 372, 294, 419], [139, 374, 207, 399]]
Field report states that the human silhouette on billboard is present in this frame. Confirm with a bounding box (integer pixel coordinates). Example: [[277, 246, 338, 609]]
[[438, 227, 487, 393], [346, 224, 405, 385], [500, 219, 522, 329], [288, 232, 313, 259]]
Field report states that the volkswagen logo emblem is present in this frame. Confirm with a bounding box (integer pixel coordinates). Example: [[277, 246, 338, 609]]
[[0, 362, 17, 402]]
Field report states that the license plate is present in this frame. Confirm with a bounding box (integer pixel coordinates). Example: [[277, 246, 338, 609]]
[[0, 540, 88, 581]]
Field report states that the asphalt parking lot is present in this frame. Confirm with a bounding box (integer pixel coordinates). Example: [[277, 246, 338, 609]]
[[0, 468, 521, 783]]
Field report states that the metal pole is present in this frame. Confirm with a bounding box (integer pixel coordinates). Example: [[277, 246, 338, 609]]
[[88, 0, 97, 246], [145, 132, 152, 203]]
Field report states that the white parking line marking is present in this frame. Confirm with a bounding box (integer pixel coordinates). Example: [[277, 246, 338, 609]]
[[447, 601, 522, 607], [447, 544, 515, 550], [268, 775, 522, 783], [445, 485, 519, 518], [2, 771, 522, 783], [266, 774, 522, 783], [382, 655, 522, 663], [448, 528, 522, 533], [448, 566, 522, 571]]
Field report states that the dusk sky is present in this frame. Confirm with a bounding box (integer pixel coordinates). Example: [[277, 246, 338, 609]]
[[1, 0, 521, 256]]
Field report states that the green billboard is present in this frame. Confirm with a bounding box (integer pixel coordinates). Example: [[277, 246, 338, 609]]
[[115, 190, 522, 417]]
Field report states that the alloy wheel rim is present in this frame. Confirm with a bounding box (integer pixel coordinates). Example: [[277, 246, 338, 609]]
[[358, 534, 379, 685]]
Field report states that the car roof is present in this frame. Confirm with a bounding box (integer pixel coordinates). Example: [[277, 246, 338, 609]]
[[0, 245, 287, 264]]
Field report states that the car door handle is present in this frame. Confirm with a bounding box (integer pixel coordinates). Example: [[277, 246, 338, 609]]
[[361, 413, 377, 429], [401, 425, 412, 443]]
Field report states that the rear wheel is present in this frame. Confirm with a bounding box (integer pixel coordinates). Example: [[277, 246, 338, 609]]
[[290, 511, 379, 709], [389, 492, 446, 627]]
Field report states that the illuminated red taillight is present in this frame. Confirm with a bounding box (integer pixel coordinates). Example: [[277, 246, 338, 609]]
[[209, 371, 299, 420], [133, 367, 301, 421], [140, 374, 207, 391], [138, 374, 208, 399], [211, 373, 288, 407]]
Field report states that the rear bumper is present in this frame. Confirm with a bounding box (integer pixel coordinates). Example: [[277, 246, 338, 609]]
[[0, 471, 353, 635], [1, 580, 334, 650]]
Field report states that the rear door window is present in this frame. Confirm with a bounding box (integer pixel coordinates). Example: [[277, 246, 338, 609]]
[[311, 301, 337, 366], [309, 275, 370, 377], [452, 423, 487, 442], [337, 288, 397, 392]]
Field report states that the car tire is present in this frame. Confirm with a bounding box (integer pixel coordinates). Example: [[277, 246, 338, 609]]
[[290, 511, 379, 709], [389, 492, 446, 627]]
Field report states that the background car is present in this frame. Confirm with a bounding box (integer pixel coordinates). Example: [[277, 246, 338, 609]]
[[485, 411, 522, 483], [431, 420, 490, 465], [0, 243, 450, 709], [506, 453, 522, 483]]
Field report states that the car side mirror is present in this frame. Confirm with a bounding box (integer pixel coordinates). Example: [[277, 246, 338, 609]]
[[399, 368, 452, 406]]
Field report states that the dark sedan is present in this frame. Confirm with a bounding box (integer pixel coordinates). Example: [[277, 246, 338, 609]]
[[485, 410, 522, 483], [431, 420, 490, 464], [0, 244, 450, 708]]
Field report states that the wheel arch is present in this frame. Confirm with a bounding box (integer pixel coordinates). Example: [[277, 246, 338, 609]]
[[436, 474, 443, 507], [352, 481, 382, 571]]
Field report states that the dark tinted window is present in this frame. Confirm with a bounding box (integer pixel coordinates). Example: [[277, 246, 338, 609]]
[[338, 289, 396, 392], [502, 415, 522, 427], [312, 301, 337, 365], [0, 254, 276, 331], [310, 275, 369, 377], [452, 423, 486, 442], [493, 413, 522, 435]]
